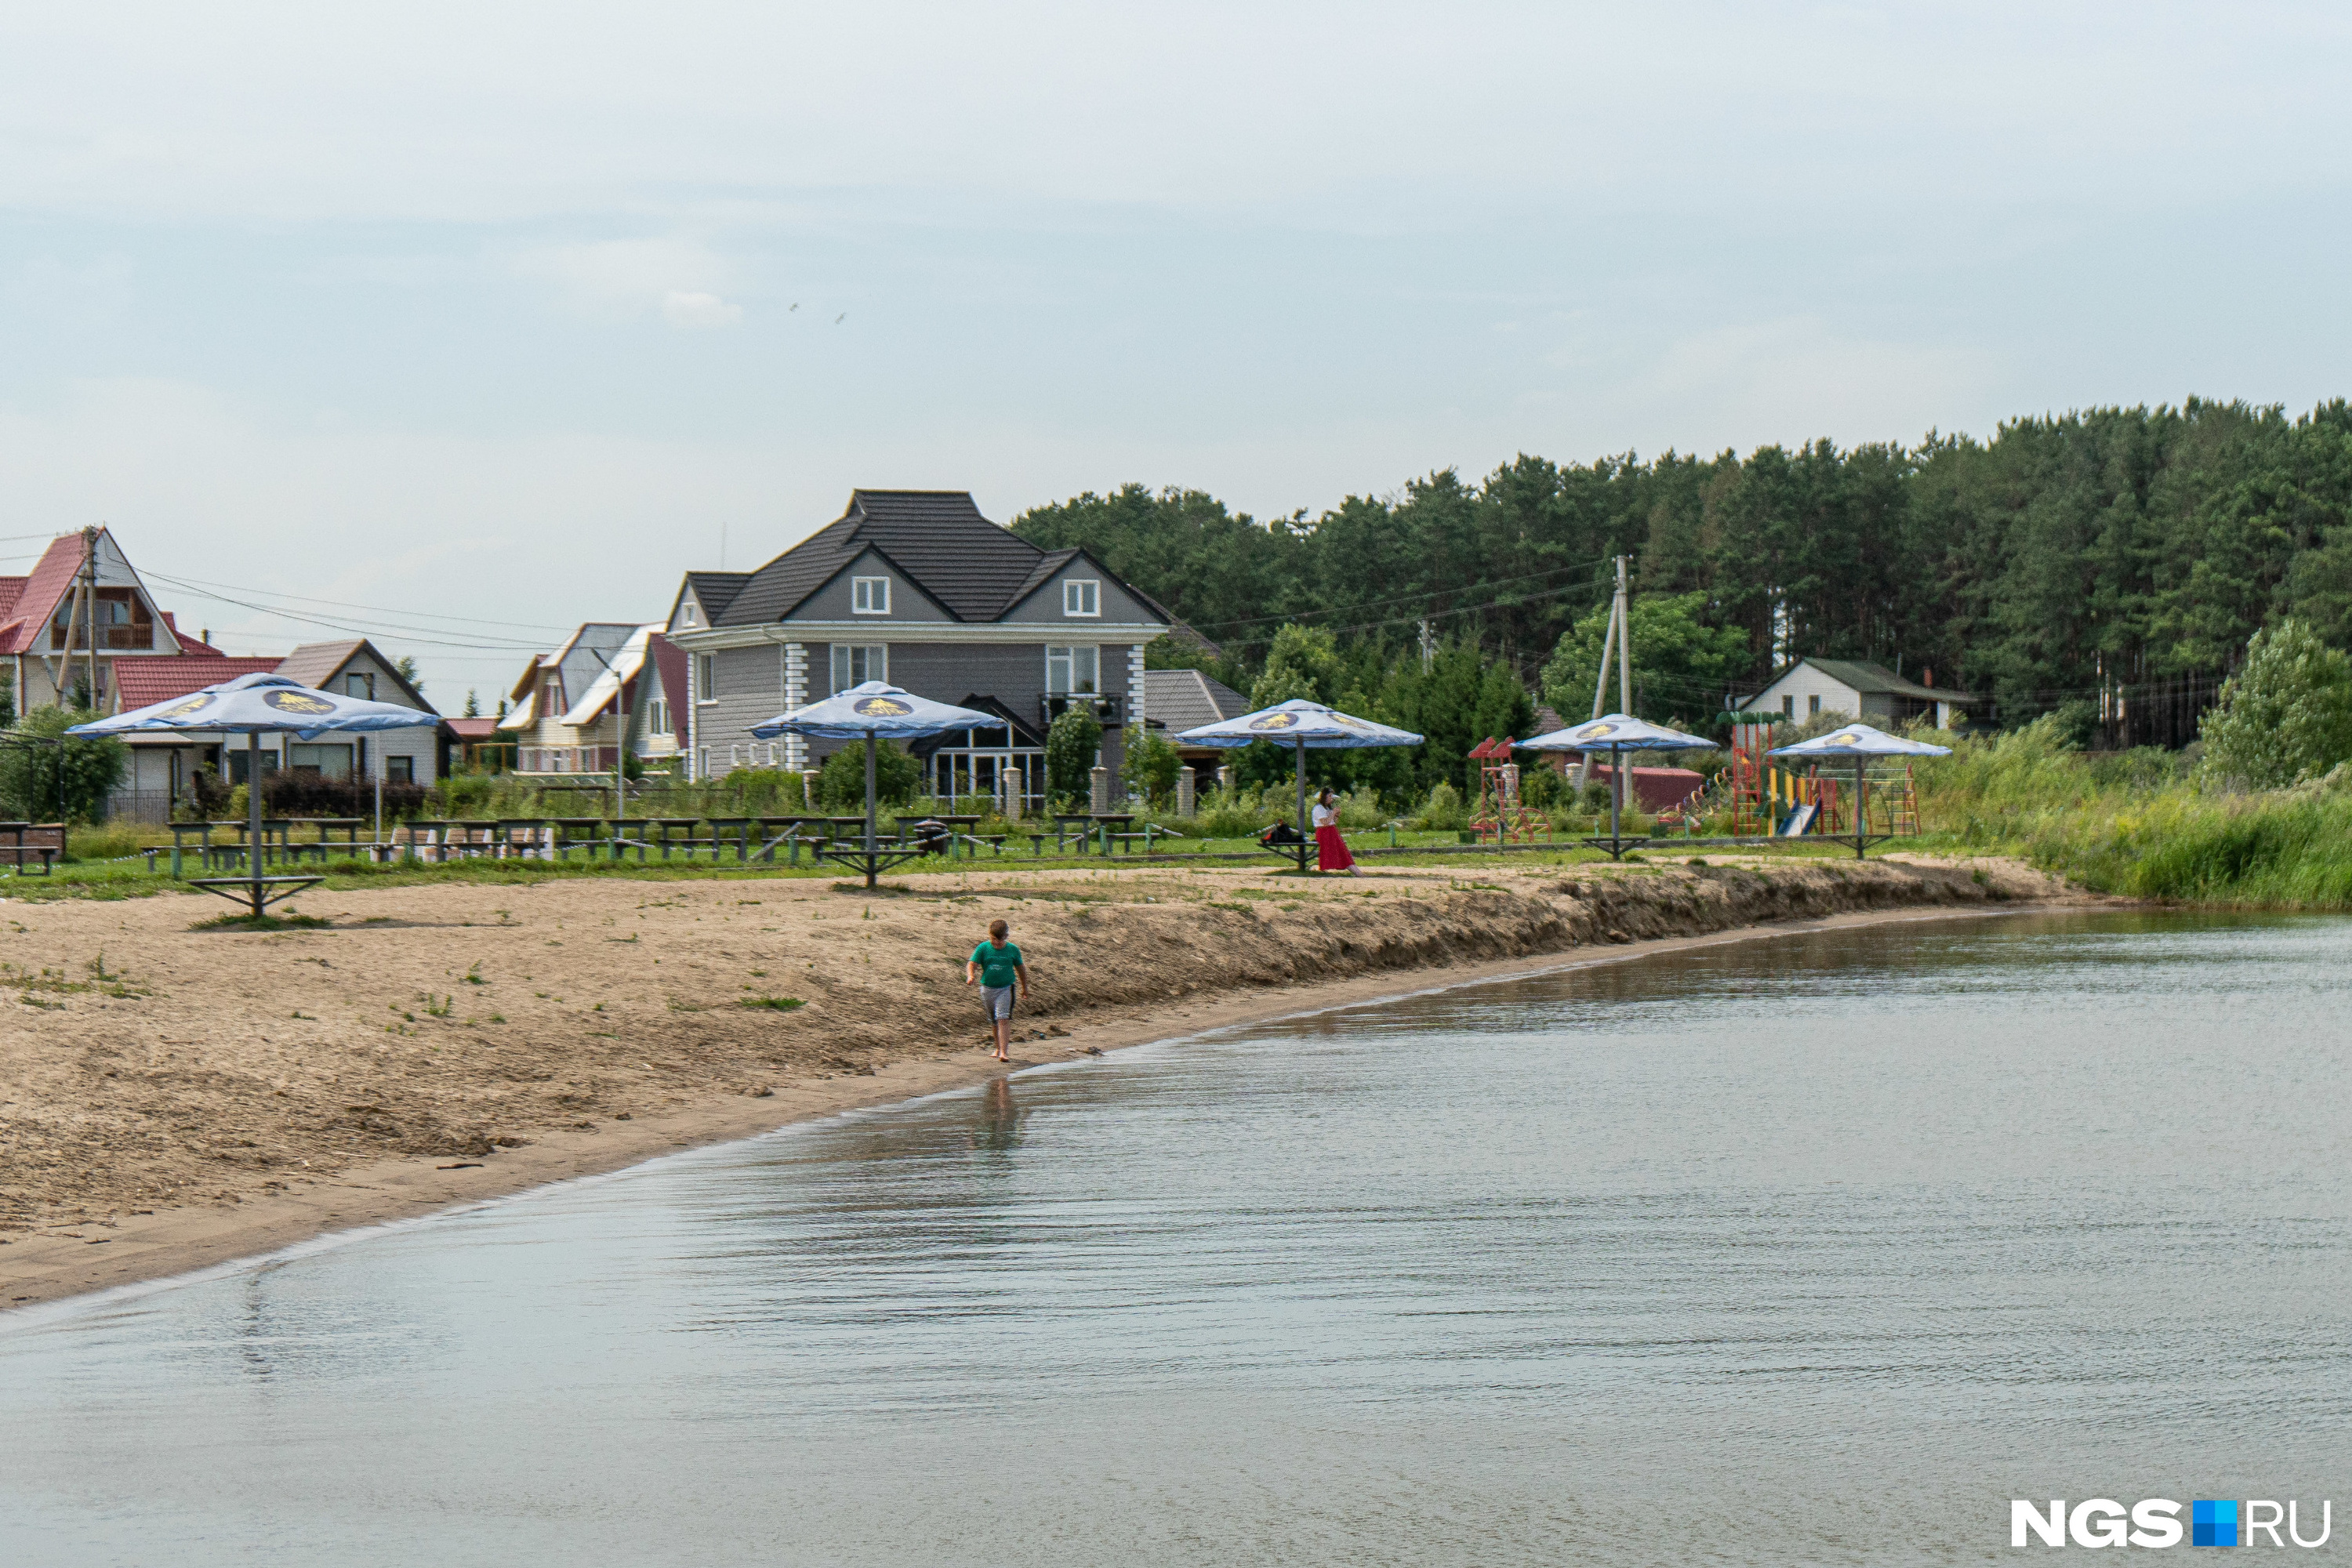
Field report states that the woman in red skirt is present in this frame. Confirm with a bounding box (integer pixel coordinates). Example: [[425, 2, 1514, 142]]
[[1311, 787, 1359, 875]]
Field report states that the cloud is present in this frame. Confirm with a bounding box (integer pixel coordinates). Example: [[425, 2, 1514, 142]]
[[659, 290, 742, 329], [510, 236, 743, 327]]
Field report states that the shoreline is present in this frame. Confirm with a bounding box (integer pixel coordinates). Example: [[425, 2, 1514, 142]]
[[2, 893, 2071, 1316]]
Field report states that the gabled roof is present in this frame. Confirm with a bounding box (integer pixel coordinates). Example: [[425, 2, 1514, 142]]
[[1144, 668, 1249, 736], [0, 535, 87, 655], [114, 655, 283, 711], [557, 622, 664, 726], [0, 577, 24, 621], [1749, 657, 1977, 705], [715, 490, 1131, 626], [271, 639, 437, 714], [681, 571, 750, 624]]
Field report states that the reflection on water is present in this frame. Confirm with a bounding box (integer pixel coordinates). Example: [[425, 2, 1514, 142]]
[[3, 911, 2350, 1566], [973, 1075, 1023, 1153]]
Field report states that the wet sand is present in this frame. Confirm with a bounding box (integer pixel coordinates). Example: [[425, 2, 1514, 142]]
[[0, 854, 2082, 1307]]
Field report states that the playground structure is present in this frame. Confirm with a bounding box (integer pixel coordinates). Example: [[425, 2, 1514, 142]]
[[1700, 717, 1925, 840], [1467, 737, 1549, 844]]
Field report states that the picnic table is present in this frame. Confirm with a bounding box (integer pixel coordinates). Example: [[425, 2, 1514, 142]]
[[548, 818, 610, 860], [496, 817, 554, 860], [0, 822, 58, 877], [637, 818, 702, 862]]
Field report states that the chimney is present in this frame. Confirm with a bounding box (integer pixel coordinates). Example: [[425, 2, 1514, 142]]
[[1922, 668, 1934, 688]]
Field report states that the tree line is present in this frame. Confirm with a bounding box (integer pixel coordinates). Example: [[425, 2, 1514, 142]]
[[1015, 397, 2352, 748]]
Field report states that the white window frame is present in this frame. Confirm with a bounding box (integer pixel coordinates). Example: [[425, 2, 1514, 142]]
[[1062, 579, 1100, 617], [1046, 644, 1099, 695], [851, 575, 891, 615], [695, 652, 717, 705], [831, 644, 887, 691]]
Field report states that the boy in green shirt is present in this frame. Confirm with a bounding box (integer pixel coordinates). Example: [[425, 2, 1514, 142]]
[[964, 918, 1030, 1062]]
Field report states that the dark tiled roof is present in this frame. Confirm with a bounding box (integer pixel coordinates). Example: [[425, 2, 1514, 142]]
[[1145, 669, 1250, 736], [717, 490, 1079, 626], [684, 571, 751, 622]]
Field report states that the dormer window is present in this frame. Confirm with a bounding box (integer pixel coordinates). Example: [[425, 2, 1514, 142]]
[[1063, 579, 1100, 617], [852, 576, 891, 615]]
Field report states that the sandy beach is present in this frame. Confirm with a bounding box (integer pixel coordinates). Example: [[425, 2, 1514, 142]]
[[0, 854, 2084, 1308]]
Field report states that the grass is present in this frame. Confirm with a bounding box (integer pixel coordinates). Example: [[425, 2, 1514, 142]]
[[739, 996, 807, 1011], [1904, 716, 2352, 908]]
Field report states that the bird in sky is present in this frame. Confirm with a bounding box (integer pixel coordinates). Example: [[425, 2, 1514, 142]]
[[789, 303, 798, 311], [835, 313, 846, 325]]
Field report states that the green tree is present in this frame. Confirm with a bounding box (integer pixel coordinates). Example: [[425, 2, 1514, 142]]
[[2198, 619, 2352, 789], [1539, 590, 1751, 724], [816, 739, 920, 810], [463, 688, 481, 719], [1247, 623, 1342, 708], [1044, 705, 1102, 804], [0, 706, 128, 822], [1120, 724, 1181, 805], [393, 655, 423, 694]]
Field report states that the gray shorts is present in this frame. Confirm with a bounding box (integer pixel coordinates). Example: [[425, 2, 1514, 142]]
[[980, 984, 1015, 1021]]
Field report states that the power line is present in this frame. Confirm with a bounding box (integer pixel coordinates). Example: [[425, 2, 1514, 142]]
[[140, 574, 552, 652], [141, 568, 579, 635], [1186, 556, 1616, 634]]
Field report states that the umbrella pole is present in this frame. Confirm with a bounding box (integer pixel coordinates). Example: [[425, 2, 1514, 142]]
[[1295, 737, 1308, 873], [1609, 744, 1622, 858], [247, 731, 265, 918], [1854, 756, 1866, 861], [864, 728, 878, 890]]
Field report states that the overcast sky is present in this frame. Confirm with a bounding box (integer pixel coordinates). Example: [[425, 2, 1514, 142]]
[[3, 3, 2349, 700]]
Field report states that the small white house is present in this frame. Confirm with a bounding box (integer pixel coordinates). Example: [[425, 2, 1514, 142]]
[[1739, 658, 1977, 730]]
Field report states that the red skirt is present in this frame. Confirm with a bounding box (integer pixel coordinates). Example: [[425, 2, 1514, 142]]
[[1315, 823, 1355, 871]]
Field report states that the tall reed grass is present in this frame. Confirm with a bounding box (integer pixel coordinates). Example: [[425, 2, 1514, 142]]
[[1916, 717, 2352, 907]]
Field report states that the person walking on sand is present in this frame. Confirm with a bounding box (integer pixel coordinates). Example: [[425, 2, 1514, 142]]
[[964, 917, 1031, 1062], [1312, 786, 1359, 875]]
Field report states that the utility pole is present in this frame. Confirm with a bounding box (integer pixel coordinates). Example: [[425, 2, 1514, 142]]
[[1418, 617, 1434, 673], [1579, 554, 1633, 804], [78, 526, 100, 712]]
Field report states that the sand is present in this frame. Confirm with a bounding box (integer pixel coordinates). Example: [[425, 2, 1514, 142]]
[[0, 853, 2084, 1307]]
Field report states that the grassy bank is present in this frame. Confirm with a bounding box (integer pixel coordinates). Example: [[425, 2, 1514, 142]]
[[1914, 718, 2352, 907]]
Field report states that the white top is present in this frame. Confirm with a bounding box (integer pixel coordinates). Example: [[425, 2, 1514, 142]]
[[1311, 802, 1338, 828]]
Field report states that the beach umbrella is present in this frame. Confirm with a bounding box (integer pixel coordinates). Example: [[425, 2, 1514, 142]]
[[1766, 721, 1951, 861], [750, 681, 1000, 887], [1174, 699, 1423, 873], [1518, 713, 1718, 859], [70, 672, 437, 916]]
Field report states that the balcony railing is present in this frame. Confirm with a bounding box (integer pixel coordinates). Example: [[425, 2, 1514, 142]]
[[1043, 692, 1123, 727]]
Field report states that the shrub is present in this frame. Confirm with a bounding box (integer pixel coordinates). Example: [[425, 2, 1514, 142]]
[[0, 706, 126, 822], [1045, 706, 1102, 805], [265, 773, 431, 820], [1415, 781, 1467, 830], [2198, 619, 2352, 789], [1120, 723, 1181, 806], [818, 740, 920, 809]]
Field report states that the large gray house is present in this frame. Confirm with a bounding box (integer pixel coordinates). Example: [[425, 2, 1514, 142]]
[[664, 490, 1168, 804]]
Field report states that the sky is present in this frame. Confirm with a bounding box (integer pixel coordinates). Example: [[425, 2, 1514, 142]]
[[4, 2, 2351, 702]]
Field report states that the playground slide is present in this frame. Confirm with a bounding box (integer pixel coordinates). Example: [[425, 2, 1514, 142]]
[[1777, 803, 1817, 837]]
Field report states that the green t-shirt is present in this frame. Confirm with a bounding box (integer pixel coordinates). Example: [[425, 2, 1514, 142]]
[[971, 940, 1024, 988]]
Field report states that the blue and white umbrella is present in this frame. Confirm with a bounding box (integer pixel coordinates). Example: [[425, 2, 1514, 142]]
[[69, 673, 437, 916], [749, 682, 1003, 887], [1174, 698, 1423, 751], [748, 681, 997, 743], [1176, 699, 1422, 871], [1518, 713, 1717, 754], [1766, 722, 1949, 859], [1766, 721, 1951, 759], [1517, 713, 1716, 856], [70, 671, 437, 737]]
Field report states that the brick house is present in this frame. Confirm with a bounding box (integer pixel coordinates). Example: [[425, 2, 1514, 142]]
[[665, 490, 1167, 804]]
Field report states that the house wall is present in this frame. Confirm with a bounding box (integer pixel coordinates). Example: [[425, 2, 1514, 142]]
[[1000, 566, 1159, 628], [1751, 668, 1869, 722], [794, 553, 955, 623]]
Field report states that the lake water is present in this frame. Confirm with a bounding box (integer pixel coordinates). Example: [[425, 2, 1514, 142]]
[[4, 910, 2349, 1565]]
